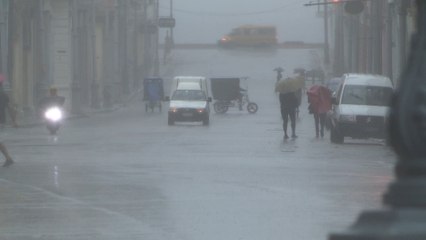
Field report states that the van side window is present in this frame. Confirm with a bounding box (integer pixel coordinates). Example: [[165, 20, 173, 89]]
[[341, 86, 393, 106]]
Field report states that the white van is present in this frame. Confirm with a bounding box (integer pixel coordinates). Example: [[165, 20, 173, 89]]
[[329, 74, 394, 143], [166, 76, 212, 126]]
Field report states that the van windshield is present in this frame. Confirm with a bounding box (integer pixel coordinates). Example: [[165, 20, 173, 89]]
[[172, 90, 206, 101], [341, 85, 393, 106]]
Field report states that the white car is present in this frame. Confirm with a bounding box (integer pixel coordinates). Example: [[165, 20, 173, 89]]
[[329, 74, 394, 144], [166, 82, 212, 126]]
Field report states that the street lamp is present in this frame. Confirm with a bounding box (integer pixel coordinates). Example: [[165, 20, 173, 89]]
[[329, 0, 426, 239], [304, 0, 366, 77], [304, 0, 365, 15]]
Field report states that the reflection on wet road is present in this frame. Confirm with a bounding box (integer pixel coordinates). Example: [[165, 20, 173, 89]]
[[0, 48, 396, 240]]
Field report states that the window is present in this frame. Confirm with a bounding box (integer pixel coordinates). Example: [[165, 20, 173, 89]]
[[341, 85, 393, 106], [172, 90, 206, 101], [258, 28, 274, 35]]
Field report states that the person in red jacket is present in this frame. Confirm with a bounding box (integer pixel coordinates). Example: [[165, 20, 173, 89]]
[[307, 85, 332, 138]]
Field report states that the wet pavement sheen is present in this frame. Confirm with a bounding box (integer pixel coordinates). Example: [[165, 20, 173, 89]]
[[0, 48, 396, 240]]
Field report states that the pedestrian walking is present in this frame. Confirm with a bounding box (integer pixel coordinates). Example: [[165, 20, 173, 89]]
[[0, 76, 17, 167], [38, 86, 66, 113], [279, 91, 299, 139], [307, 85, 332, 138], [275, 74, 304, 140]]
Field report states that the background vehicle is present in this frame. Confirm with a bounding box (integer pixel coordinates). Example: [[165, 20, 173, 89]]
[[210, 77, 258, 114], [39, 90, 65, 135], [166, 77, 212, 126], [329, 74, 394, 144], [143, 77, 164, 112], [44, 106, 64, 135], [217, 25, 277, 48], [170, 76, 210, 97]]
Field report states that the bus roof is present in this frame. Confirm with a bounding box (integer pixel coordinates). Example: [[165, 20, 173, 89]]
[[234, 25, 276, 29]]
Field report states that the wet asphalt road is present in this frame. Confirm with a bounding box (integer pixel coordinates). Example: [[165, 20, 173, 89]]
[[0, 48, 397, 240]]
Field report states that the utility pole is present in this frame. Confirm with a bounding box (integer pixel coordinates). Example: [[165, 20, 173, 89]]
[[323, 0, 330, 66], [371, 0, 382, 74], [0, 0, 6, 74], [399, 0, 408, 70], [71, 0, 82, 114], [7, 0, 14, 89], [90, 0, 99, 108], [133, 0, 139, 89], [142, 0, 149, 77], [154, 0, 160, 75], [170, 0, 174, 45], [333, 4, 345, 76], [305, 0, 348, 76], [119, 0, 129, 95], [387, 2, 393, 81]]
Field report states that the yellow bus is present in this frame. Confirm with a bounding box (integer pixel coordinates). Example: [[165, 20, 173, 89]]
[[217, 25, 278, 47]]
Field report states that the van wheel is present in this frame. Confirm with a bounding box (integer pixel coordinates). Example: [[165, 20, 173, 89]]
[[330, 126, 344, 144]]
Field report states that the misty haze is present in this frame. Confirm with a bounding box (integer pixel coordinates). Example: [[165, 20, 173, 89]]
[[0, 0, 416, 240]]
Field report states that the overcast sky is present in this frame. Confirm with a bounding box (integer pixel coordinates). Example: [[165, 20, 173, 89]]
[[159, 0, 324, 44]]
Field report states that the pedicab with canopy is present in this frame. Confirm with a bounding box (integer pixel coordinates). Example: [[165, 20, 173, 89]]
[[210, 77, 258, 114]]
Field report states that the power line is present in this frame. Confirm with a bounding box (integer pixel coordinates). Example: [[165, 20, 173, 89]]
[[159, 1, 301, 17]]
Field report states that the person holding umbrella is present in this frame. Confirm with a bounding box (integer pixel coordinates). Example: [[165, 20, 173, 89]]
[[307, 85, 332, 138], [275, 76, 303, 140]]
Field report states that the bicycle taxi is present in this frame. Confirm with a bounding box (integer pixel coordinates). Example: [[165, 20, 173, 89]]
[[210, 77, 258, 114]]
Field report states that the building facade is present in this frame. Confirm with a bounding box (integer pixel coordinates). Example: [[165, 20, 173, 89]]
[[1, 0, 160, 120], [327, 0, 416, 86]]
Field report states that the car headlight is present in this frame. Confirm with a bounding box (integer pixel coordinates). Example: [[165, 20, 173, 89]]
[[169, 107, 178, 113], [197, 108, 205, 113], [340, 114, 356, 122]]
